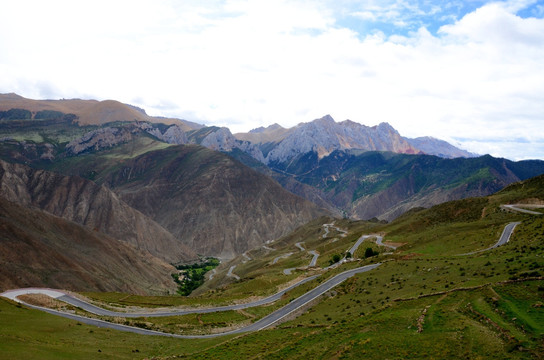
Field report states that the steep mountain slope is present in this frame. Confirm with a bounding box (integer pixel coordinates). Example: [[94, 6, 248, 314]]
[[267, 150, 544, 221], [0, 159, 197, 264], [491, 172, 544, 204], [0, 111, 327, 260], [0, 197, 177, 294], [15, 172, 543, 359], [96, 144, 327, 258]]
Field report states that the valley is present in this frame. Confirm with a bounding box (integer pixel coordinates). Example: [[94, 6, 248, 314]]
[[1, 215, 523, 338], [0, 95, 543, 359], [2, 173, 544, 358]]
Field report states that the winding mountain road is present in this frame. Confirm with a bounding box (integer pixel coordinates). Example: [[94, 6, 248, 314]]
[[0, 218, 525, 339], [1, 264, 380, 338], [226, 265, 240, 281], [376, 235, 399, 249], [322, 223, 348, 239]]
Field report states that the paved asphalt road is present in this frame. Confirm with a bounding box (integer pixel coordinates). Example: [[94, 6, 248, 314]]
[[272, 252, 293, 264], [348, 235, 370, 256], [1, 264, 380, 338], [459, 221, 521, 255], [501, 204, 544, 215], [376, 235, 398, 249], [308, 250, 319, 267], [3, 275, 321, 318], [493, 222, 522, 249]]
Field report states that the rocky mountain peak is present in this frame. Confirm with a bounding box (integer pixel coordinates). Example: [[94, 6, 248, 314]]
[[249, 123, 285, 134], [200, 127, 237, 151], [264, 115, 419, 163], [312, 114, 335, 125], [375, 122, 397, 132]]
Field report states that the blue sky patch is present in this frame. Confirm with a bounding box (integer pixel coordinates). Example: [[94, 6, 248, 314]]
[[334, 1, 542, 38]]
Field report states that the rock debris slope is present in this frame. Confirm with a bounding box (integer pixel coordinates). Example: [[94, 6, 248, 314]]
[[102, 145, 327, 259], [0, 159, 196, 263], [0, 197, 177, 294]]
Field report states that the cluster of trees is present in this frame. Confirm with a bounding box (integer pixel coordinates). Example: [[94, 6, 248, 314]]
[[328, 247, 378, 265], [364, 247, 379, 258], [172, 258, 220, 296]]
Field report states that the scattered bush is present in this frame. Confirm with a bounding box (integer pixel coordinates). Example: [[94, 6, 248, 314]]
[[364, 247, 378, 258]]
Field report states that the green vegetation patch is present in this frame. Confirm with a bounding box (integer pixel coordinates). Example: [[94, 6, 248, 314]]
[[173, 258, 220, 296]]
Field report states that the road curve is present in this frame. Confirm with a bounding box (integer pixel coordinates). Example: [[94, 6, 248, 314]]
[[1, 264, 380, 338], [459, 221, 521, 256], [308, 250, 319, 267], [272, 252, 293, 265], [348, 235, 370, 256], [2, 275, 321, 318], [501, 204, 544, 215], [226, 265, 240, 281], [375, 235, 398, 249]]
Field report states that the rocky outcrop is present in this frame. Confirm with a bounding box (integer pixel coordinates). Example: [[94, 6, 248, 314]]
[[65, 127, 134, 155], [0, 159, 197, 264], [235, 123, 291, 144], [139, 123, 188, 145], [198, 127, 266, 162], [200, 127, 237, 151], [65, 123, 191, 155]]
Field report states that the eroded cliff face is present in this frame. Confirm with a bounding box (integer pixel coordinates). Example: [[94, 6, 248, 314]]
[[0, 159, 197, 263], [103, 145, 328, 259], [0, 195, 177, 295], [65, 123, 189, 155]]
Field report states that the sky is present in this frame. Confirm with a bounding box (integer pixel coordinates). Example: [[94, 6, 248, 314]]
[[1, 0, 543, 160]]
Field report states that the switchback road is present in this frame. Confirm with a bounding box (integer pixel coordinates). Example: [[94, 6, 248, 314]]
[[0, 218, 522, 338], [1, 264, 380, 338]]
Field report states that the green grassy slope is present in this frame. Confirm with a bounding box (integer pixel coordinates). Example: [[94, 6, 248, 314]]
[[1, 179, 543, 359]]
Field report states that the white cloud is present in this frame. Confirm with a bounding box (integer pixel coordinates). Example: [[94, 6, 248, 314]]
[[0, 0, 543, 160]]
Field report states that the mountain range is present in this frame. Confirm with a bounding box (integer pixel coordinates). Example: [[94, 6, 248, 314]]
[[2, 93, 544, 358], [1, 93, 543, 280]]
